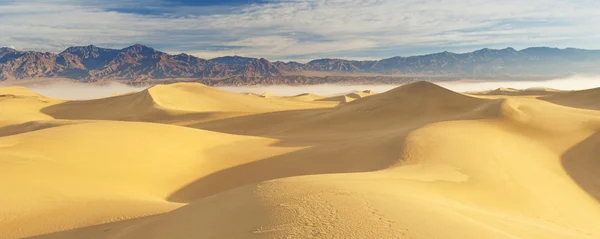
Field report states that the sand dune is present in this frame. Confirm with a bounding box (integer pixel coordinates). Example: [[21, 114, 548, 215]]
[[0, 121, 305, 238], [0, 87, 63, 125], [1, 81, 600, 239], [40, 83, 336, 123], [287, 93, 326, 101], [540, 87, 600, 110], [317, 89, 377, 103]]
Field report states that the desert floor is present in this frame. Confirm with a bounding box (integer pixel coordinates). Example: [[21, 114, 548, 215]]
[[1, 81, 599, 239]]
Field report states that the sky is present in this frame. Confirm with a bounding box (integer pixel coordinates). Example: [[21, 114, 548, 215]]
[[1, 0, 600, 62]]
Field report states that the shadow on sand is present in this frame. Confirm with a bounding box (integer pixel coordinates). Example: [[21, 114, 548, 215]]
[[561, 131, 600, 202], [25, 214, 161, 239], [166, 98, 500, 202]]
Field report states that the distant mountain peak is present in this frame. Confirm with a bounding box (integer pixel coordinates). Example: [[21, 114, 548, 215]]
[[213, 55, 252, 60], [63, 45, 99, 52], [211, 55, 256, 65], [130, 43, 150, 48], [521, 46, 560, 52], [123, 44, 156, 52], [0, 47, 19, 53], [473, 48, 492, 54]]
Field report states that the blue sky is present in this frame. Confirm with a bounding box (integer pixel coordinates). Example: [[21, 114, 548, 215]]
[[1, 0, 600, 62]]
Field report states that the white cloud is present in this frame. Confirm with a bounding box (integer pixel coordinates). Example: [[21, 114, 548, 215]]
[[221, 36, 378, 58], [185, 50, 241, 60], [1, 0, 600, 59]]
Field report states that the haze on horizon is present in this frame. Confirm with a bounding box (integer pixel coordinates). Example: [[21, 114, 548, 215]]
[[5, 75, 598, 100], [1, 0, 600, 62]]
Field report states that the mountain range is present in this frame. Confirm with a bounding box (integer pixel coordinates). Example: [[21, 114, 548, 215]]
[[2, 44, 600, 85]]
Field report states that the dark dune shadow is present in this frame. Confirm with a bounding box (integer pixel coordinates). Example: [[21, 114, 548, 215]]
[[539, 87, 600, 111], [561, 132, 600, 202], [38, 88, 239, 124], [26, 214, 161, 239], [0, 121, 74, 137], [0, 111, 237, 138], [168, 129, 407, 202], [39, 96, 244, 125], [39, 89, 159, 121], [168, 98, 501, 202], [184, 107, 336, 139]]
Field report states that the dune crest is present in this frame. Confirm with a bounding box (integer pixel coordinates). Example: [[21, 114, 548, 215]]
[[1, 81, 600, 239]]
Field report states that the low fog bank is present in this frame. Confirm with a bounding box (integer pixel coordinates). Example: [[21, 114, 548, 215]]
[[220, 75, 600, 96], [26, 81, 147, 100], [441, 75, 600, 93], [1, 75, 599, 100]]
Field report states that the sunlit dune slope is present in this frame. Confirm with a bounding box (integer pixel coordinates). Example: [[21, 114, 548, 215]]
[[333, 81, 489, 119], [0, 87, 62, 125], [1, 81, 600, 239], [0, 121, 305, 238], [540, 86, 600, 110], [148, 83, 330, 112], [0, 86, 44, 97]]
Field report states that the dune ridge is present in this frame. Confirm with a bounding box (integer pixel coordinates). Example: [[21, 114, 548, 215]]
[[1, 81, 600, 239], [38, 82, 336, 123]]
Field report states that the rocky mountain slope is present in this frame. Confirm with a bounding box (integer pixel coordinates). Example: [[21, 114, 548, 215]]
[[2, 45, 600, 83], [0, 44, 281, 81], [277, 47, 600, 75]]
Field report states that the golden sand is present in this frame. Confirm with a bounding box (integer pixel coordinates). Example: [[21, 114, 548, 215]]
[[1, 82, 599, 239]]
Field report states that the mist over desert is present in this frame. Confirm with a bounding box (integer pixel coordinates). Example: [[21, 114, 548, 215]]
[[221, 75, 600, 96], [3, 75, 600, 101]]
